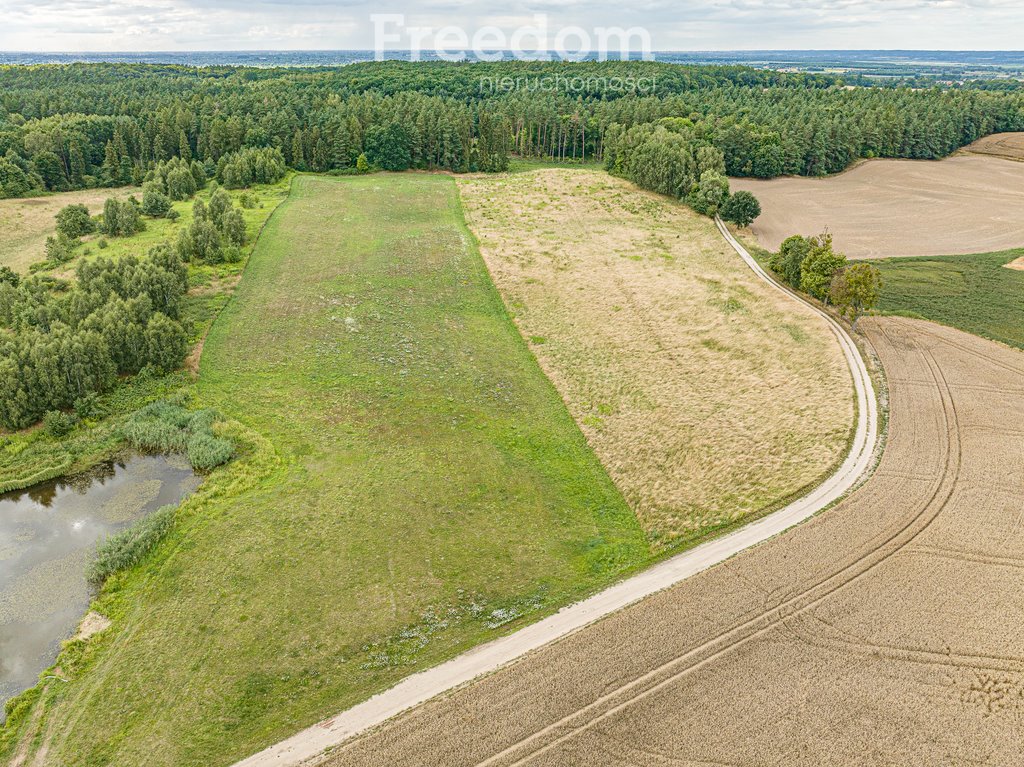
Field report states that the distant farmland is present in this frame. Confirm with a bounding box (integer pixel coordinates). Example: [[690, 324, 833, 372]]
[[731, 148, 1024, 258]]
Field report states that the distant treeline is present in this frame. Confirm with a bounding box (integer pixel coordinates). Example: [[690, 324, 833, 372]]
[[1, 61, 1022, 197]]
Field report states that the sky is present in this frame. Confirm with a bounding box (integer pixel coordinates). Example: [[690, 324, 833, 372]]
[[1, 0, 1022, 52]]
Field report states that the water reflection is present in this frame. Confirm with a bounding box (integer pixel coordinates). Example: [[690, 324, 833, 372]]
[[0, 454, 200, 714]]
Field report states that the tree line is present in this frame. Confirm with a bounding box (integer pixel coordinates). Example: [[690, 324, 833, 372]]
[[0, 172, 256, 429], [1, 61, 1021, 198], [768, 233, 881, 324]]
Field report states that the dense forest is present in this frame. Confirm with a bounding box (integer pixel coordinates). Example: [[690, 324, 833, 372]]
[[1, 61, 1022, 198]]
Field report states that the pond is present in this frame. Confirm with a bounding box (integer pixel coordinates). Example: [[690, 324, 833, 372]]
[[0, 454, 200, 716]]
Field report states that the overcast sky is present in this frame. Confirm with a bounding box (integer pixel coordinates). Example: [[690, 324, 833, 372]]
[[1, 0, 1021, 52]]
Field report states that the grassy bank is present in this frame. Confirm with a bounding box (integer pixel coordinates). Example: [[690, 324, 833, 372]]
[[9, 174, 648, 766], [872, 248, 1024, 349]]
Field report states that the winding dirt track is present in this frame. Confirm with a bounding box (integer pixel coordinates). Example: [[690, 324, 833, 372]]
[[320, 315, 1024, 765], [232, 209, 878, 767]]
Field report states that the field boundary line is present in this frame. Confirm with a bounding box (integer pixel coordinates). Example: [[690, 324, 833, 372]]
[[231, 213, 880, 767]]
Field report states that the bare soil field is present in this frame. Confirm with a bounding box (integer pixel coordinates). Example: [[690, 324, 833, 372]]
[[321, 316, 1024, 766], [731, 153, 1024, 258], [0, 187, 138, 272], [964, 131, 1024, 162], [457, 170, 853, 547]]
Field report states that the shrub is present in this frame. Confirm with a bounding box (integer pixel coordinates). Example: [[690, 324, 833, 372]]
[[55, 204, 96, 239], [87, 504, 176, 587], [122, 401, 235, 471], [0, 266, 19, 287], [74, 393, 102, 419], [187, 432, 235, 471], [44, 233, 76, 263], [43, 409, 78, 437], [98, 238, 108, 249]]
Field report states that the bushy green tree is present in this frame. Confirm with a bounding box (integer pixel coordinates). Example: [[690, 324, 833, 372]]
[[176, 218, 222, 262], [365, 121, 413, 171], [141, 182, 173, 217], [799, 234, 847, 301], [55, 204, 96, 239], [100, 197, 143, 237], [687, 170, 730, 216], [144, 312, 188, 373], [721, 191, 762, 227], [830, 262, 882, 326], [769, 234, 813, 288]]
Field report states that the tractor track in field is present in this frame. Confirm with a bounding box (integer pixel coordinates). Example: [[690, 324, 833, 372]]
[[232, 210, 880, 767]]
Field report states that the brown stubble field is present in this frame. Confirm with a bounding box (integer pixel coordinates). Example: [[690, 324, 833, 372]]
[[964, 131, 1024, 162], [456, 169, 853, 548], [0, 187, 139, 272], [731, 149, 1024, 258], [320, 316, 1024, 765]]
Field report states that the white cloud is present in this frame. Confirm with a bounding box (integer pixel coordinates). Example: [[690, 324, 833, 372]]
[[0, 0, 1021, 51]]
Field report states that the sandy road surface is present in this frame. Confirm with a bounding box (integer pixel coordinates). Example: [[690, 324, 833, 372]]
[[232, 215, 878, 767], [322, 315, 1024, 766]]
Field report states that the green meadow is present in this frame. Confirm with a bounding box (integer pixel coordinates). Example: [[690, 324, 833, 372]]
[[10, 174, 648, 766]]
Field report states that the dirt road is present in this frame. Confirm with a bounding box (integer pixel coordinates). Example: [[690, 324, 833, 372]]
[[321, 315, 1024, 765], [231, 207, 879, 767]]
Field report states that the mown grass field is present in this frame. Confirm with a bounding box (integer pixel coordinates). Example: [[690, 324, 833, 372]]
[[11, 173, 648, 766], [872, 248, 1024, 349]]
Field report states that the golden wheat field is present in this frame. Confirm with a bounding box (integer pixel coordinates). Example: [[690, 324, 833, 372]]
[[0, 187, 139, 272], [455, 169, 853, 548], [320, 316, 1024, 766], [731, 148, 1024, 258]]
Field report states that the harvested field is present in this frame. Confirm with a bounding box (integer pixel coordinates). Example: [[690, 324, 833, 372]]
[[321, 316, 1024, 767], [458, 169, 852, 547], [0, 187, 138, 272], [964, 131, 1024, 162], [731, 154, 1024, 258]]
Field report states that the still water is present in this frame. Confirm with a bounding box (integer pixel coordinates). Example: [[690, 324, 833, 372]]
[[0, 454, 200, 713]]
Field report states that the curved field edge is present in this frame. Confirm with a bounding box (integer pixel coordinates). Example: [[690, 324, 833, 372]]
[[4, 171, 867, 767], [870, 248, 1024, 351], [3, 173, 651, 767], [457, 169, 855, 548]]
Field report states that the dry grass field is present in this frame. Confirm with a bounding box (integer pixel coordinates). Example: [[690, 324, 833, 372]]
[[0, 187, 139, 272], [457, 169, 853, 548], [321, 316, 1024, 766], [963, 131, 1024, 161], [731, 151, 1024, 258]]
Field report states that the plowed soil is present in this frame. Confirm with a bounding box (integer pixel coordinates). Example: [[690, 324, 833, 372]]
[[321, 316, 1024, 766], [731, 151, 1024, 258]]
